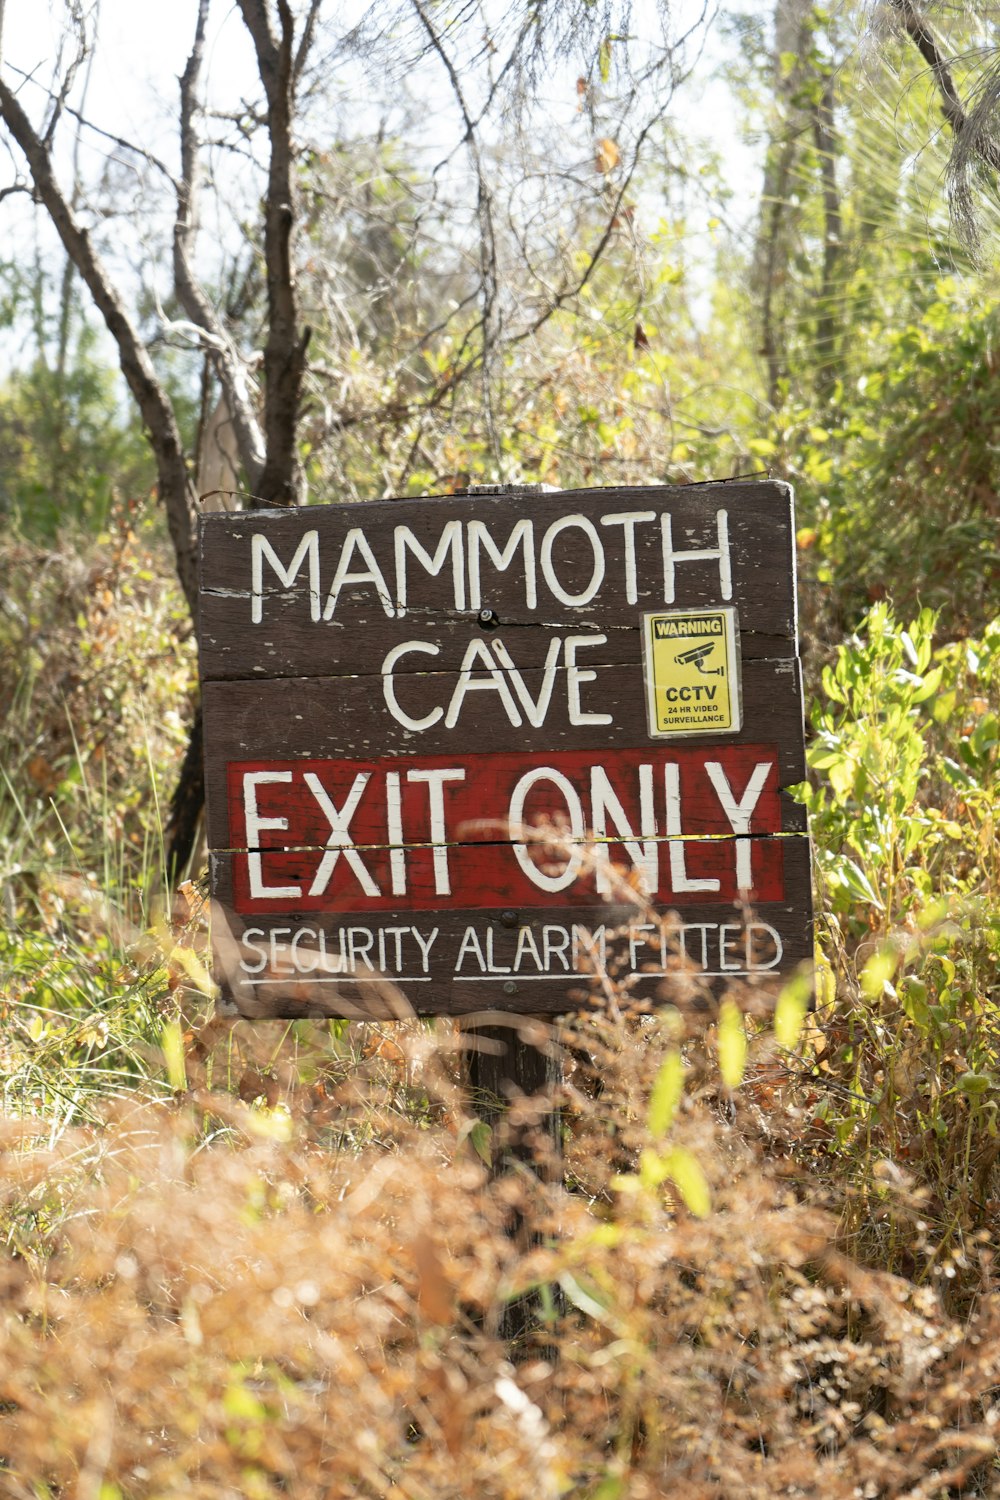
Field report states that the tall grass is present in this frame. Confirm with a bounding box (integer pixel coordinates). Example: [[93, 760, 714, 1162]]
[[0, 1017, 998, 1497], [1, 528, 1000, 1494]]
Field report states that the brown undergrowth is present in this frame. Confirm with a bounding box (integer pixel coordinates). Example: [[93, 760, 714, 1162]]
[[2, 535, 1000, 1495], [0, 1007, 997, 1500]]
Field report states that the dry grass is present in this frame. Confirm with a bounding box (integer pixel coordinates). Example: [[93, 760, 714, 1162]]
[[0, 1012, 997, 1499], [2, 522, 1000, 1497]]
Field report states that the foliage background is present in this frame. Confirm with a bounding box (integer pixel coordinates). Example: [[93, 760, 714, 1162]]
[[2, 0, 1000, 1494]]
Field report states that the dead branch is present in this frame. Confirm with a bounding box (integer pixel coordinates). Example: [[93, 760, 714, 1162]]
[[411, 0, 503, 470], [889, 0, 1000, 247], [890, 1, 1000, 178], [237, 0, 311, 507], [0, 73, 199, 612], [173, 0, 266, 493]]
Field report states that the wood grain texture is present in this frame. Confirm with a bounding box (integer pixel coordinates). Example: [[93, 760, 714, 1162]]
[[199, 481, 812, 1019], [210, 833, 812, 1018], [202, 656, 807, 849], [198, 482, 798, 680], [220, 834, 800, 913], [220, 742, 794, 852]]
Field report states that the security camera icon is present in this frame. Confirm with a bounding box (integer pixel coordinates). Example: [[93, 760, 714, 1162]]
[[674, 643, 724, 675]]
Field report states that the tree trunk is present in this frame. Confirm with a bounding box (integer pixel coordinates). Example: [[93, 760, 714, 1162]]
[[752, 0, 815, 409], [812, 71, 842, 401]]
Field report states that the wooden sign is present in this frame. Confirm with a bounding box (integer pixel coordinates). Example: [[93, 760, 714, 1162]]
[[198, 482, 812, 1018]]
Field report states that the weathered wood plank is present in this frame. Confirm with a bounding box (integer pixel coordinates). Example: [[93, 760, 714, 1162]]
[[199, 480, 813, 1018], [217, 832, 803, 913], [202, 657, 807, 850], [198, 482, 798, 680], [210, 833, 812, 1018]]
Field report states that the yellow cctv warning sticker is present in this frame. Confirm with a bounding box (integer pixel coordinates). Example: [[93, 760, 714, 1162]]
[[642, 608, 742, 737]]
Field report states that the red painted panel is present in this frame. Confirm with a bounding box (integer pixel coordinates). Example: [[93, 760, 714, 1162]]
[[230, 836, 786, 914], [226, 743, 787, 915], [227, 743, 784, 849]]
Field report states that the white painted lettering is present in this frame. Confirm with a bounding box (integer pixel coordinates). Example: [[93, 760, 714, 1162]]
[[347, 927, 375, 972], [385, 771, 407, 895], [542, 925, 571, 970], [599, 511, 655, 604], [509, 767, 586, 892], [455, 926, 487, 972], [239, 928, 268, 973], [269, 928, 294, 975], [565, 634, 613, 726], [628, 923, 656, 968], [410, 926, 439, 972], [446, 638, 523, 728], [664, 764, 720, 894], [490, 636, 561, 727], [720, 924, 743, 972], [394, 521, 466, 616], [382, 640, 444, 731], [747, 922, 783, 971], [243, 771, 302, 900], [572, 924, 607, 971], [661, 508, 732, 602], [540, 514, 605, 605], [316, 929, 344, 974], [324, 528, 395, 619], [514, 926, 543, 972], [383, 926, 409, 971], [468, 518, 536, 609], [590, 763, 658, 896], [679, 923, 712, 969], [705, 760, 772, 893], [305, 771, 380, 898], [251, 530, 320, 623], [407, 768, 465, 895], [290, 928, 320, 973], [485, 929, 512, 973]]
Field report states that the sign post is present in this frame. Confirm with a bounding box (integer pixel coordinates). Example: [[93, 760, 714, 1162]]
[[198, 479, 811, 1023]]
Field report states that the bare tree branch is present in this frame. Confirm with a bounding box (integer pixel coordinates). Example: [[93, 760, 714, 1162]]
[[811, 69, 842, 397], [174, 0, 266, 492], [0, 73, 199, 611], [412, 0, 503, 470], [237, 0, 310, 506], [890, 2, 978, 144], [42, 0, 90, 146], [889, 0, 1000, 242], [3, 62, 176, 179], [293, 0, 323, 84]]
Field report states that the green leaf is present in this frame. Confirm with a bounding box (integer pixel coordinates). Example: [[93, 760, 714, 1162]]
[[861, 946, 898, 1001], [663, 1147, 711, 1218], [161, 1018, 188, 1093], [469, 1120, 492, 1166], [836, 858, 884, 909], [638, 1146, 670, 1188], [647, 1050, 684, 1136], [558, 1271, 615, 1325], [590, 1478, 625, 1500], [910, 665, 943, 703], [774, 972, 812, 1051], [717, 1000, 747, 1088], [223, 1382, 267, 1423], [957, 1072, 994, 1096], [899, 977, 929, 1028]]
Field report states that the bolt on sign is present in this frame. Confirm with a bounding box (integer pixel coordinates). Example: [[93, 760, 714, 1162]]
[[198, 481, 812, 1019]]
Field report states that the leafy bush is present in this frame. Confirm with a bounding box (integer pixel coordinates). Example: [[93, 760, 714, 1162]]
[[792, 604, 1000, 1295], [788, 286, 1000, 640]]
